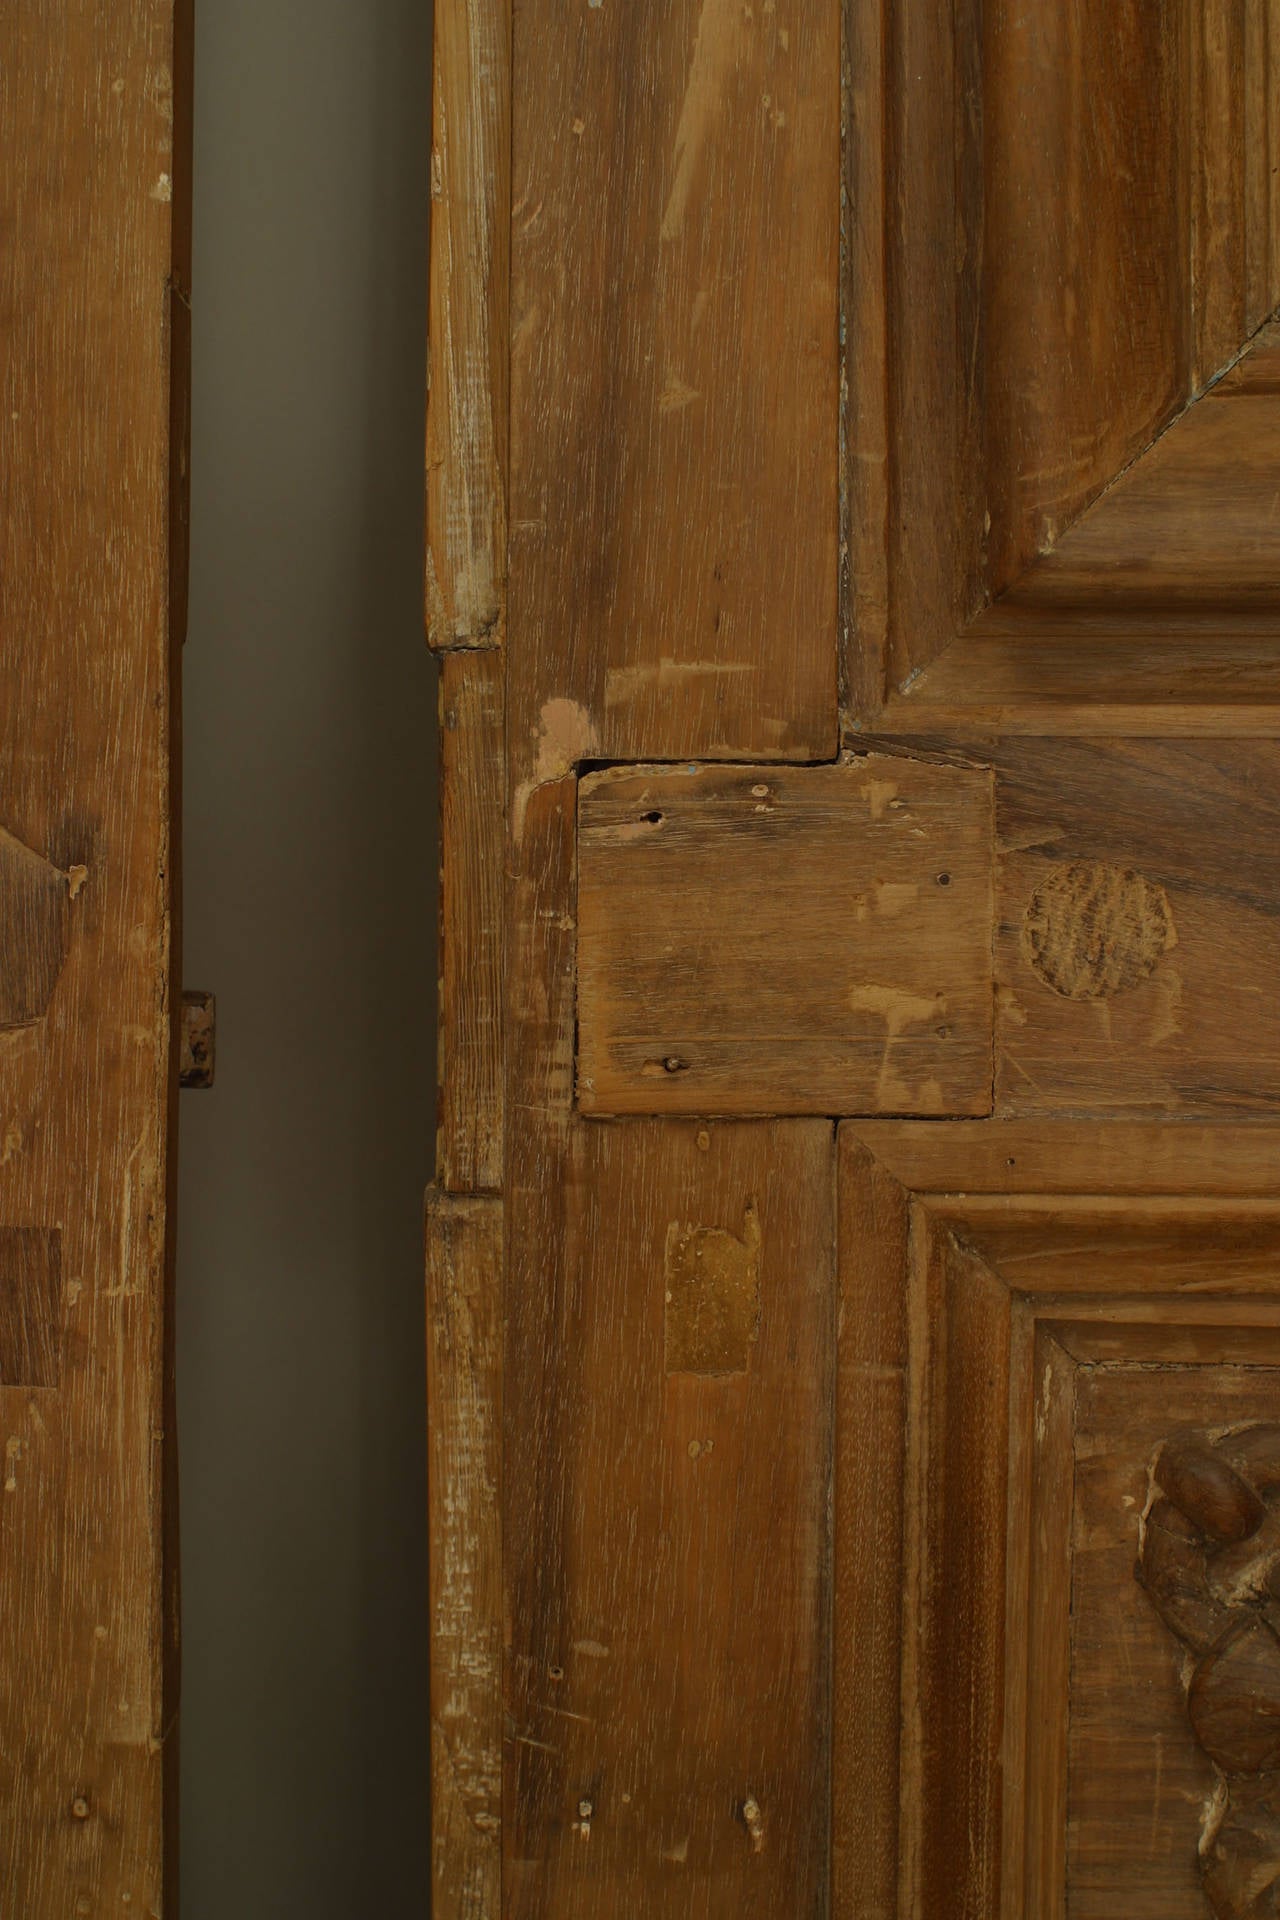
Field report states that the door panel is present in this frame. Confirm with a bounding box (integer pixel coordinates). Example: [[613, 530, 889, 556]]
[[1, 1, 189, 1908], [425, 0, 1280, 1912], [838, 1147, 1280, 1918]]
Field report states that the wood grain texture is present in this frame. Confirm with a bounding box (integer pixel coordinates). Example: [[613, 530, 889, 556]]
[[437, 650, 504, 1191], [845, 0, 1280, 728], [426, 1189, 503, 1920], [504, 1118, 835, 1920], [988, 739, 1280, 1116], [0, 828, 71, 1029], [507, 0, 840, 768], [425, 0, 509, 647], [833, 1134, 907, 1918], [576, 757, 995, 1117], [971, 325, 1280, 627], [0, 0, 186, 1908], [834, 1144, 1280, 1918], [0, 1228, 62, 1390]]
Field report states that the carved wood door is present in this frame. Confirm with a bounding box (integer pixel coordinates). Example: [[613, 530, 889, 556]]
[[1, 4, 189, 1911], [426, 2, 1280, 1915]]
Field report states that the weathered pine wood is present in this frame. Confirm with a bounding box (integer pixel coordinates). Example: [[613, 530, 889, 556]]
[[836, 1138, 1280, 1917], [846, 0, 1280, 729], [0, 0, 188, 1908], [507, 0, 840, 769], [987, 739, 1280, 1116], [437, 650, 504, 1191], [1194, 0, 1280, 380], [426, 1188, 503, 1920], [576, 757, 995, 1118], [971, 326, 1280, 628], [833, 1135, 908, 1917], [425, 0, 510, 647], [504, 1119, 835, 1918]]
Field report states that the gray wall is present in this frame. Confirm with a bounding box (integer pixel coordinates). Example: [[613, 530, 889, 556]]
[[178, 4, 436, 1913]]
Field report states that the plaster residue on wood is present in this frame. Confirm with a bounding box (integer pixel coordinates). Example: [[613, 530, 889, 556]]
[[848, 983, 949, 1110], [604, 657, 752, 707], [511, 696, 598, 844], [664, 1201, 761, 1375]]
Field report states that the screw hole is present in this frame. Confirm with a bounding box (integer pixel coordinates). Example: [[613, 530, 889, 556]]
[[936, 872, 951, 887]]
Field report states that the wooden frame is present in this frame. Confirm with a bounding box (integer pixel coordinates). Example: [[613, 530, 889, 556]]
[[839, 1123, 1280, 1916], [844, 0, 1280, 734]]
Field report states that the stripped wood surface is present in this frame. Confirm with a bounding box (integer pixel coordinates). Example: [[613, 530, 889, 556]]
[[0, 0, 187, 1907], [426, 0, 510, 647], [577, 757, 994, 1117], [508, 0, 840, 768], [844, 0, 1280, 728], [833, 1135, 908, 1917], [504, 1118, 835, 1918], [426, 1189, 503, 1920], [437, 650, 504, 1191]]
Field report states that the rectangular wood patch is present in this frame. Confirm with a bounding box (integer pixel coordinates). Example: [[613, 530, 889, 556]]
[[577, 757, 994, 1115]]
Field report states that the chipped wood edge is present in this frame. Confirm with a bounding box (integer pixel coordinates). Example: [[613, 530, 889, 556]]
[[425, 0, 511, 651], [426, 1188, 503, 1919]]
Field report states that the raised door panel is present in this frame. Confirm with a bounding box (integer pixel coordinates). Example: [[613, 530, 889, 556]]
[[846, 0, 1280, 728], [839, 1129, 1280, 1918]]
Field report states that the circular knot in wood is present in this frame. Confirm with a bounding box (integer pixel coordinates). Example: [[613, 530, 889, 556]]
[[1022, 860, 1174, 1000]]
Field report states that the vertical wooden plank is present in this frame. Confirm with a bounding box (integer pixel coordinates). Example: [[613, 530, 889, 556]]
[[426, 0, 510, 647], [437, 650, 504, 1191], [427, 1189, 503, 1920], [833, 1131, 908, 1919], [883, 0, 961, 688], [504, 1118, 835, 1919], [508, 0, 840, 767], [0, 0, 185, 1909], [841, 0, 889, 722], [1244, 0, 1280, 333], [1193, 0, 1248, 382]]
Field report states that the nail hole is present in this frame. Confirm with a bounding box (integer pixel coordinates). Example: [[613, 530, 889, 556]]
[[640, 810, 663, 825]]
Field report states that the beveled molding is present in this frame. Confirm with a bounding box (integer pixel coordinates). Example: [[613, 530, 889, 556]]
[[843, 0, 1280, 734], [836, 1121, 1280, 1919]]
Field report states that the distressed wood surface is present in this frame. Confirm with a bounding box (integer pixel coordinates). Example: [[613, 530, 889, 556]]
[[846, 0, 1280, 728], [504, 1119, 835, 1919], [835, 1140, 1280, 1918], [508, 0, 840, 768], [577, 757, 994, 1117], [0, 0, 187, 1908], [426, 1189, 503, 1920], [833, 1135, 908, 1917], [988, 739, 1280, 1115], [972, 326, 1280, 629], [425, 0, 510, 647], [437, 650, 504, 1190]]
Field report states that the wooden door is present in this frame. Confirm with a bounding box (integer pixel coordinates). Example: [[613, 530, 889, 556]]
[[1, 3, 190, 1910], [426, 2, 1280, 1915]]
